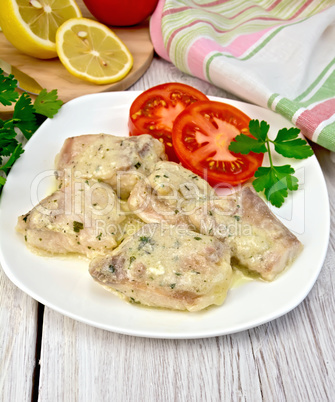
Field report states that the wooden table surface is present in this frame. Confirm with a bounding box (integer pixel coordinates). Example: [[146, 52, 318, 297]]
[[1, 56, 334, 402]]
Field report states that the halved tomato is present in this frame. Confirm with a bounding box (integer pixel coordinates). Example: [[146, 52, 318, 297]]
[[128, 83, 209, 162], [172, 101, 264, 186]]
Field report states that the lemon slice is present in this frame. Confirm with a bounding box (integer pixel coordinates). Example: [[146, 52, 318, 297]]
[[56, 18, 133, 85], [0, 0, 82, 59]]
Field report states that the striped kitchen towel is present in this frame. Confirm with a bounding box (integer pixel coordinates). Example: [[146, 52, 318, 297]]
[[150, 0, 335, 151]]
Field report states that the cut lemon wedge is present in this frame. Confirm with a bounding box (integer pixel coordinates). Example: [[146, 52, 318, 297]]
[[56, 18, 133, 85], [0, 0, 82, 59]]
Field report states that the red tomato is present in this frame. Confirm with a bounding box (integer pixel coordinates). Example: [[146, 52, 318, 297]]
[[128, 83, 209, 162], [172, 101, 264, 186], [83, 0, 159, 26]]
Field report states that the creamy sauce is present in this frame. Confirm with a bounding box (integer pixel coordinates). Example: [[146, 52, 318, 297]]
[[230, 267, 255, 289], [47, 176, 59, 196], [89, 223, 233, 312]]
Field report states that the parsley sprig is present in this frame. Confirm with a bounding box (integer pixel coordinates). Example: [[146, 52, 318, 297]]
[[0, 68, 62, 190], [229, 119, 313, 208]]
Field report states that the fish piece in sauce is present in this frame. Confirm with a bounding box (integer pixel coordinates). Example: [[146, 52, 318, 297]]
[[89, 223, 232, 312], [55, 134, 167, 199], [189, 185, 303, 281], [17, 180, 125, 258], [127, 161, 214, 226]]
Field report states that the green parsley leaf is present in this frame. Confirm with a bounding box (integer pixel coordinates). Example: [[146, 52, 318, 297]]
[[0, 70, 19, 106], [229, 133, 267, 154], [0, 126, 18, 162], [229, 119, 269, 154], [34, 89, 63, 118], [0, 144, 24, 186], [253, 165, 298, 208], [273, 128, 314, 159], [0, 143, 24, 172], [13, 93, 38, 139], [275, 127, 300, 141], [0, 72, 62, 192], [249, 119, 270, 140], [229, 119, 313, 207]]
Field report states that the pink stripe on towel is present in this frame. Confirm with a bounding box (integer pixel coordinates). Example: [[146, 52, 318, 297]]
[[296, 98, 335, 138], [150, 0, 171, 61], [187, 27, 273, 79]]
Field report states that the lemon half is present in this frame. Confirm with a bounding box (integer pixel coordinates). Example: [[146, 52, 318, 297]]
[[56, 18, 133, 85], [0, 0, 82, 59]]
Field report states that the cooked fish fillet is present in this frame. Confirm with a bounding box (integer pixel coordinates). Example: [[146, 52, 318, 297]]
[[55, 134, 167, 199], [89, 223, 232, 312], [17, 180, 125, 258], [128, 162, 302, 281], [189, 185, 303, 281], [127, 161, 214, 226]]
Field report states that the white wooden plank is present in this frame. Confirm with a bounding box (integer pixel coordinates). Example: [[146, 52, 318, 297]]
[[0, 267, 38, 401], [39, 309, 265, 402]]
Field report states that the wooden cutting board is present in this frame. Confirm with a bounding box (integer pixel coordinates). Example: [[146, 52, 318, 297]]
[[0, 0, 154, 106]]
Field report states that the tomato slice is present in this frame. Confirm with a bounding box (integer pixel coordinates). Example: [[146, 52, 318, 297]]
[[128, 83, 209, 162], [172, 101, 264, 186]]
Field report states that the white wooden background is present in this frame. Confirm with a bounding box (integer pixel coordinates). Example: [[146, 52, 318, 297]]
[[1, 57, 334, 402]]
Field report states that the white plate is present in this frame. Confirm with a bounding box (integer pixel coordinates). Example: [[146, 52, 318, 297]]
[[0, 92, 330, 339]]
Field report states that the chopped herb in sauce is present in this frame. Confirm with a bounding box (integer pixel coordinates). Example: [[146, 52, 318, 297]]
[[170, 283, 176, 289], [129, 297, 140, 304], [138, 236, 154, 250], [194, 236, 202, 240], [108, 264, 115, 273], [96, 232, 102, 240], [73, 221, 84, 233], [134, 162, 141, 169]]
